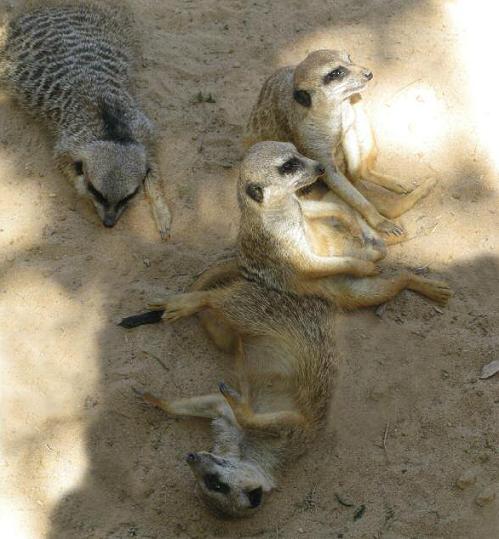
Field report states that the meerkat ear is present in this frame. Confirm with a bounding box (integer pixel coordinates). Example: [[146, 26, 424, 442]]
[[293, 89, 311, 108], [246, 183, 264, 203]]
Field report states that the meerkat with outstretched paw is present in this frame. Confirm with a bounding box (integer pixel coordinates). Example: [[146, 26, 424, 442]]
[[244, 49, 437, 243], [0, 4, 171, 238], [131, 142, 451, 517]]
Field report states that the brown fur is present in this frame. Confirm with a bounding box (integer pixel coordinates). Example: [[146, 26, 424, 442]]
[[138, 142, 451, 518], [244, 49, 437, 244], [0, 2, 171, 238]]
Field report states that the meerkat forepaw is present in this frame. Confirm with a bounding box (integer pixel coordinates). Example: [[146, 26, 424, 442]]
[[377, 219, 404, 237], [155, 212, 171, 241], [353, 260, 381, 277], [425, 280, 453, 305], [159, 227, 171, 241]]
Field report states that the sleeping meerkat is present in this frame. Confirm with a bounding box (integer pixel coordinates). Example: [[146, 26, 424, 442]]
[[133, 142, 451, 517], [244, 49, 437, 243], [0, 4, 171, 238]]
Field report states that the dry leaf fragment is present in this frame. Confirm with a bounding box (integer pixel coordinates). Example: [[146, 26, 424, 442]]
[[479, 360, 499, 379]]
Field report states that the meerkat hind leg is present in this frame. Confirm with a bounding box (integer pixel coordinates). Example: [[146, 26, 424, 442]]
[[361, 167, 411, 195], [134, 388, 227, 419], [346, 95, 409, 195], [219, 382, 305, 434], [357, 177, 437, 220], [331, 272, 452, 309]]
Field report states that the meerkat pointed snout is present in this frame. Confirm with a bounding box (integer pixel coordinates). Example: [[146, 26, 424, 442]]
[[239, 141, 325, 206], [293, 49, 373, 108]]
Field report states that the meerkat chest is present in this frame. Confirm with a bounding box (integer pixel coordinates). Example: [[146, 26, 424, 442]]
[[301, 108, 346, 154]]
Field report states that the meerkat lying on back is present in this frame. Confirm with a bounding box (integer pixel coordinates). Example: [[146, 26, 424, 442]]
[[0, 4, 171, 238], [133, 142, 451, 516], [245, 49, 436, 242]]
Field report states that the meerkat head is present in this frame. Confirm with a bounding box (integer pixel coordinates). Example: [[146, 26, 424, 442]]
[[292, 49, 373, 109], [239, 141, 325, 209], [72, 141, 148, 228], [186, 451, 274, 518]]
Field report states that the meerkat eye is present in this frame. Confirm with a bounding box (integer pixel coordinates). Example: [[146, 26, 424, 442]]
[[87, 182, 109, 208], [204, 474, 230, 495], [73, 161, 84, 175], [278, 157, 302, 175], [117, 186, 140, 209], [324, 66, 347, 84]]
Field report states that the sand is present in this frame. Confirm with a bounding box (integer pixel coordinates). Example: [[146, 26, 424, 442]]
[[0, 0, 498, 537]]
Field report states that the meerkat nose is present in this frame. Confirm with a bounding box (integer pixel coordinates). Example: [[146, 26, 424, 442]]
[[103, 215, 116, 228], [186, 452, 198, 464], [364, 70, 373, 81]]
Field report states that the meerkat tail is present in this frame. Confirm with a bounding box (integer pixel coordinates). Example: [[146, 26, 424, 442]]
[[118, 310, 165, 328]]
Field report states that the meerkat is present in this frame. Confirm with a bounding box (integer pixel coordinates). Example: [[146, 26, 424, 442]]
[[133, 142, 451, 516], [0, 3, 171, 238], [244, 49, 437, 242]]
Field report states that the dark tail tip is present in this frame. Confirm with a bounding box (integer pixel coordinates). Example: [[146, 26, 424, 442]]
[[118, 310, 165, 329]]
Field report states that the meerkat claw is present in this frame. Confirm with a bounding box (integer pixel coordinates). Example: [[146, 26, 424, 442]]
[[132, 387, 164, 408], [155, 211, 172, 241], [219, 382, 242, 403], [147, 300, 169, 311], [377, 219, 404, 237], [159, 227, 171, 242]]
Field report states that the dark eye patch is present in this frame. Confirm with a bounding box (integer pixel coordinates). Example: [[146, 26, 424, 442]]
[[246, 183, 264, 203], [278, 157, 303, 175], [324, 66, 348, 84], [73, 161, 83, 175], [204, 474, 230, 495], [247, 487, 263, 508], [87, 182, 109, 208], [116, 186, 140, 209]]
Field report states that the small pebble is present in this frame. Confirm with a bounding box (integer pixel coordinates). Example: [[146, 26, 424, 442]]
[[475, 486, 496, 507], [456, 468, 477, 490]]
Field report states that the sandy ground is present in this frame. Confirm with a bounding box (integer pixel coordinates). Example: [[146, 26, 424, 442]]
[[0, 0, 498, 537]]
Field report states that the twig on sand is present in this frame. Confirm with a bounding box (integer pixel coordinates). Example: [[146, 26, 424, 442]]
[[142, 349, 169, 372], [383, 421, 390, 459], [386, 78, 422, 104]]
